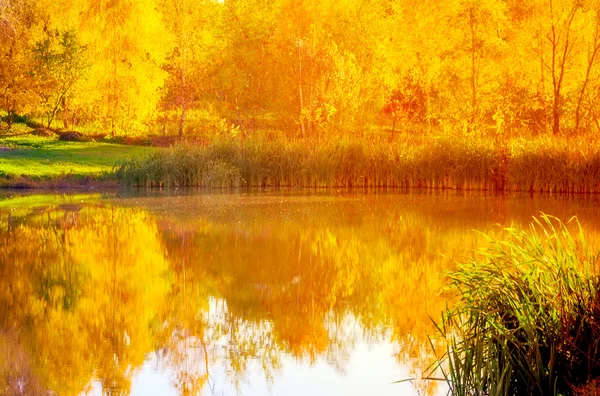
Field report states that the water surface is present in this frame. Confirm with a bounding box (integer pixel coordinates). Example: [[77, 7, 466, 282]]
[[1, 190, 599, 396]]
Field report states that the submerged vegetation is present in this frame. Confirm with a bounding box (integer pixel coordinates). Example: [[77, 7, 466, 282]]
[[115, 134, 600, 193], [434, 215, 600, 395]]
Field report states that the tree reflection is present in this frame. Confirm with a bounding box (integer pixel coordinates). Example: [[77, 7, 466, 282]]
[[155, 205, 465, 395], [2, 193, 592, 395], [0, 206, 170, 395]]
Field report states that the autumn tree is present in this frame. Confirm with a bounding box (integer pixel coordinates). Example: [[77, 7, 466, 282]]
[[159, 0, 223, 137], [383, 75, 428, 136], [521, 0, 585, 134], [5, 0, 600, 136], [546, 0, 583, 134], [573, 3, 600, 131], [217, 0, 282, 133], [32, 30, 87, 129], [0, 0, 40, 129], [78, 0, 169, 135]]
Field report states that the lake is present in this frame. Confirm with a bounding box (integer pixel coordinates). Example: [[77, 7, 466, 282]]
[[0, 189, 599, 396]]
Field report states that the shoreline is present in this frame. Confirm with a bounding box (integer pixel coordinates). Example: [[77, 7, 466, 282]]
[[0, 176, 119, 190], [4, 176, 600, 197]]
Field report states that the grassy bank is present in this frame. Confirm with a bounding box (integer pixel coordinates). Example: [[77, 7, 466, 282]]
[[4, 131, 600, 193], [115, 134, 600, 193], [433, 215, 600, 395], [0, 135, 152, 188]]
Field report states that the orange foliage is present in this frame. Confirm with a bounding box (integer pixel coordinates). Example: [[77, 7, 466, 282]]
[[2, 0, 600, 136]]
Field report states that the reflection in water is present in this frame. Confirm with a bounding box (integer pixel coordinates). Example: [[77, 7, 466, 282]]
[[0, 206, 169, 395], [0, 191, 599, 395]]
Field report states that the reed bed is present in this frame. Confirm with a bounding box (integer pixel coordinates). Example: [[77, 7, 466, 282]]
[[114, 134, 600, 193], [433, 215, 600, 396]]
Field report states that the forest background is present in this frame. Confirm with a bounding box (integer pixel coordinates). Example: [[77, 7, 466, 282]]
[[2, 0, 599, 139]]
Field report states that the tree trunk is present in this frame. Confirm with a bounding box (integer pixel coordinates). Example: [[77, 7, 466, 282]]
[[62, 100, 70, 130], [298, 41, 306, 137], [575, 31, 600, 131], [48, 106, 59, 129], [575, 100, 583, 132], [591, 107, 600, 132], [549, 0, 578, 135], [553, 92, 560, 135], [179, 102, 186, 138], [6, 110, 13, 130], [469, 5, 477, 127]]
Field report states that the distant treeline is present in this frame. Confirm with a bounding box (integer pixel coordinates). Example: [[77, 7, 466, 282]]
[[2, 0, 600, 137]]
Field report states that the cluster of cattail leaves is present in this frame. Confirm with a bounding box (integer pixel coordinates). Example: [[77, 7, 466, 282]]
[[431, 215, 600, 396], [114, 134, 600, 192]]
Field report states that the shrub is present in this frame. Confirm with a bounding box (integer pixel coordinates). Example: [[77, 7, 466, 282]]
[[58, 131, 90, 142], [433, 215, 600, 396]]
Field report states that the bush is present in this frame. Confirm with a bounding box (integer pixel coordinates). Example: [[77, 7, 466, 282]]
[[434, 215, 600, 396], [31, 128, 54, 137], [58, 131, 90, 142]]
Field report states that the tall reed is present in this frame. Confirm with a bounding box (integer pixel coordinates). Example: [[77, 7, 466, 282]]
[[432, 215, 600, 396], [114, 134, 600, 193]]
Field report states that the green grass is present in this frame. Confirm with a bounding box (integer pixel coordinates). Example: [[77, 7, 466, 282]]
[[0, 135, 153, 179], [432, 215, 600, 396]]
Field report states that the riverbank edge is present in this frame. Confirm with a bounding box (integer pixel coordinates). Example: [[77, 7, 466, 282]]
[[6, 176, 598, 195], [8, 179, 600, 197], [0, 175, 119, 189]]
